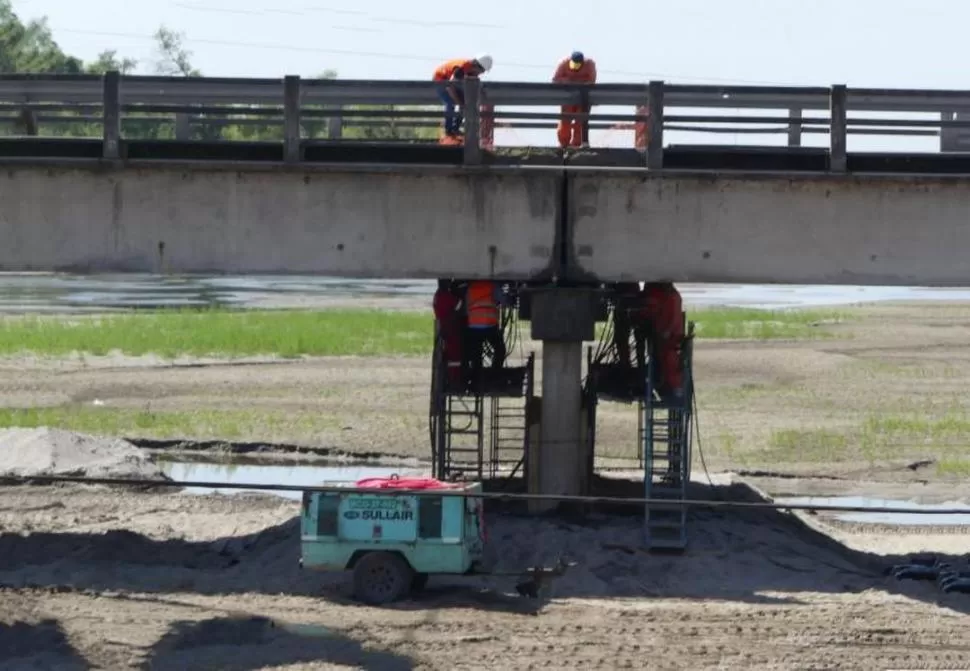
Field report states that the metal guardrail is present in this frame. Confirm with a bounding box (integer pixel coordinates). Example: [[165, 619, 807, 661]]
[[3, 72, 970, 168]]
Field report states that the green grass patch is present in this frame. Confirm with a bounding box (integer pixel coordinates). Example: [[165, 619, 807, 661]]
[[766, 428, 850, 461], [690, 307, 847, 340], [0, 406, 341, 440], [0, 308, 433, 358], [863, 413, 970, 441], [937, 459, 970, 476], [594, 306, 848, 342]]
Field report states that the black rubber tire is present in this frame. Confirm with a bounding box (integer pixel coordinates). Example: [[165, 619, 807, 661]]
[[352, 552, 414, 605], [411, 573, 429, 592]]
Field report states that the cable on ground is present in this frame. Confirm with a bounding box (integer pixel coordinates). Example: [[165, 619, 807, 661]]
[[3, 473, 969, 517]]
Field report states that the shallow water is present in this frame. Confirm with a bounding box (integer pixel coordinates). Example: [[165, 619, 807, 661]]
[[1, 273, 970, 313], [776, 495, 970, 526], [159, 461, 426, 500]]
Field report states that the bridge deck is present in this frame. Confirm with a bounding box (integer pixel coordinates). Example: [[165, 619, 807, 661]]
[[5, 138, 970, 175]]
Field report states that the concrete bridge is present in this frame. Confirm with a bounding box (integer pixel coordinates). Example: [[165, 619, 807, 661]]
[[3, 161, 970, 286], [4, 73, 970, 502]]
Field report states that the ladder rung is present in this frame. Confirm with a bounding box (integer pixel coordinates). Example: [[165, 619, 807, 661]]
[[648, 487, 684, 496], [646, 519, 685, 529]]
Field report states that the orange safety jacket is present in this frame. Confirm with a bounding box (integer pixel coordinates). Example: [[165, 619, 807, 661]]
[[552, 58, 597, 84], [433, 59, 477, 82], [466, 281, 499, 327]]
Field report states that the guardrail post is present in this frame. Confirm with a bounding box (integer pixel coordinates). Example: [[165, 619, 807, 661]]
[[787, 108, 802, 147], [327, 108, 343, 140], [102, 70, 121, 160], [463, 77, 482, 165], [283, 75, 301, 163], [175, 114, 191, 141], [940, 110, 957, 152], [829, 84, 847, 172], [647, 80, 664, 169], [579, 88, 591, 146]]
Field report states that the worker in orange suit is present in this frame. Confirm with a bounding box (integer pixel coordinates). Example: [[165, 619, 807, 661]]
[[640, 282, 685, 401], [552, 51, 597, 148], [463, 279, 507, 380], [432, 54, 493, 144], [433, 280, 464, 388]]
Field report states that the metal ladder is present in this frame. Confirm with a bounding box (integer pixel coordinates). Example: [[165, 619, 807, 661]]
[[440, 394, 486, 478], [489, 396, 526, 477], [431, 334, 536, 481], [487, 353, 534, 478], [643, 323, 695, 551], [431, 334, 486, 480]]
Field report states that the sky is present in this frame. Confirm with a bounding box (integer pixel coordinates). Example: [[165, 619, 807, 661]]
[[11, 0, 966, 150]]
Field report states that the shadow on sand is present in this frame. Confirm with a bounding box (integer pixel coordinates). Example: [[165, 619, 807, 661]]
[[0, 619, 91, 670], [141, 615, 414, 671], [0, 477, 966, 619]]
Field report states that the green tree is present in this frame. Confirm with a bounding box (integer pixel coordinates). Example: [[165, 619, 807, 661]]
[[303, 69, 438, 142], [0, 6, 438, 143], [152, 26, 200, 77], [148, 26, 223, 140], [0, 0, 82, 73], [85, 50, 137, 75]]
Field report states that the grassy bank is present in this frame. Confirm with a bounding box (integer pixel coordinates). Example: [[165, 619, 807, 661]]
[[596, 307, 846, 342], [689, 307, 847, 339], [0, 406, 344, 442], [718, 410, 970, 476], [0, 309, 434, 358], [0, 306, 848, 358]]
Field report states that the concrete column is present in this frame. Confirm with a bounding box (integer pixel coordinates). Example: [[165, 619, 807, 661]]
[[525, 287, 602, 513], [539, 341, 583, 501]]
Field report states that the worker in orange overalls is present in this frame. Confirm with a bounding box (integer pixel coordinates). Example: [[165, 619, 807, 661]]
[[640, 282, 685, 400], [552, 51, 597, 148], [432, 54, 493, 144], [463, 279, 507, 379], [433, 280, 464, 388]]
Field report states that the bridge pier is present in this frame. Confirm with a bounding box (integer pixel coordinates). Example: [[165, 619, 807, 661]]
[[527, 287, 600, 513]]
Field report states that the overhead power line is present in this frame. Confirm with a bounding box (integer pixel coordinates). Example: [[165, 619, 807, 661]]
[[173, 1, 509, 30], [54, 27, 800, 86]]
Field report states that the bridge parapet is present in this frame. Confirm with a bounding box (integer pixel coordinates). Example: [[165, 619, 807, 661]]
[[5, 74, 970, 171]]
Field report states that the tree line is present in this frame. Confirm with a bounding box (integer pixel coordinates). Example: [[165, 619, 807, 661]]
[[0, 0, 436, 141]]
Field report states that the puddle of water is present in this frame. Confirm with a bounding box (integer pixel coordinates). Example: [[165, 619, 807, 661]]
[[274, 622, 334, 638], [1, 273, 970, 313], [681, 284, 970, 310], [159, 461, 426, 500], [777, 495, 970, 526]]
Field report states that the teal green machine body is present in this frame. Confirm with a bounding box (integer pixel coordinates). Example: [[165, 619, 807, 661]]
[[300, 482, 486, 574]]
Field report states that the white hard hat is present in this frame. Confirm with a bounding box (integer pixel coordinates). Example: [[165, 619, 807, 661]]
[[474, 53, 493, 72]]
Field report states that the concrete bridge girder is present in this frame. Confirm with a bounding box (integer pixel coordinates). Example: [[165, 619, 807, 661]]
[[563, 173, 970, 286], [0, 165, 561, 279]]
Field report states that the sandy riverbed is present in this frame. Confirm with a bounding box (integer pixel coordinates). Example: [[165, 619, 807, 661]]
[[0, 480, 968, 670], [1, 301, 970, 669]]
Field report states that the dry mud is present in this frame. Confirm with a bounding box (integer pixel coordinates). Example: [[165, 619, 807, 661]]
[[0, 483, 969, 670]]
